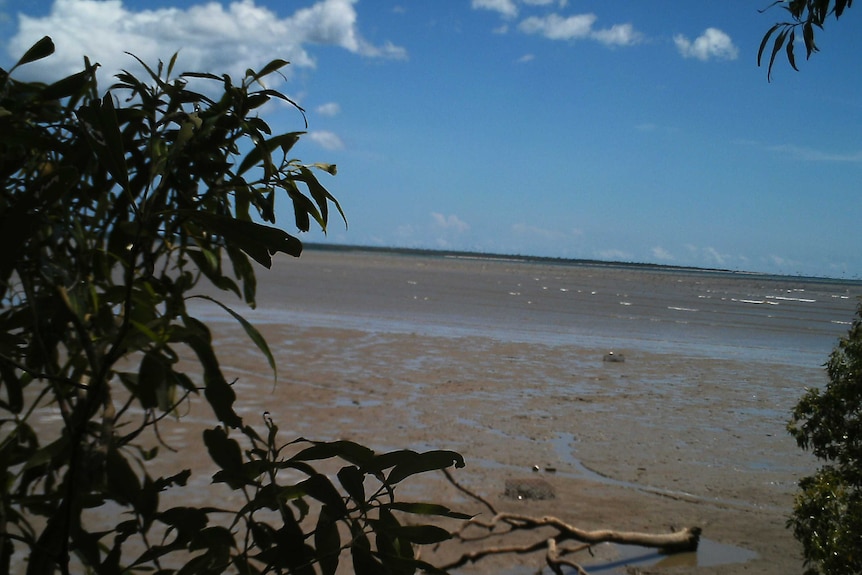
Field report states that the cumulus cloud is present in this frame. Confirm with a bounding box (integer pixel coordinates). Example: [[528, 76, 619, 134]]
[[518, 13, 641, 46], [519, 13, 594, 40], [471, 0, 518, 19], [591, 23, 642, 46], [315, 102, 341, 116], [516, 53, 535, 63], [431, 213, 470, 233], [472, 0, 570, 19], [307, 130, 344, 150], [8, 0, 406, 86], [674, 28, 738, 61]]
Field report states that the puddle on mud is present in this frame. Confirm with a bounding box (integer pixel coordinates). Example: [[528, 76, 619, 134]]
[[475, 432, 760, 573], [580, 537, 758, 573], [489, 538, 757, 575]]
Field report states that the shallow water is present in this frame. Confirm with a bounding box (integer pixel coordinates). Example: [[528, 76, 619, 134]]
[[195, 250, 861, 369]]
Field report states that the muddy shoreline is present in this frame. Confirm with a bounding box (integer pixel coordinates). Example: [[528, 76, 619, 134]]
[[25, 248, 859, 574], [192, 248, 859, 573]]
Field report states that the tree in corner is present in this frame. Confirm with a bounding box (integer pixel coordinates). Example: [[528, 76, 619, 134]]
[[788, 304, 862, 575], [759, 0, 854, 79]]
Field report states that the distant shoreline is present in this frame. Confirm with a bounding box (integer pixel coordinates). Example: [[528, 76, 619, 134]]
[[302, 242, 862, 286]]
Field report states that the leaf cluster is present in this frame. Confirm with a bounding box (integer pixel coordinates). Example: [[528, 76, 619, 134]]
[[759, 0, 853, 80], [0, 37, 465, 575], [194, 422, 468, 575], [787, 303, 862, 574]]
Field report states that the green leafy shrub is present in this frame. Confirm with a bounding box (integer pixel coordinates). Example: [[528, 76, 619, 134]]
[[788, 304, 862, 575], [0, 37, 465, 575]]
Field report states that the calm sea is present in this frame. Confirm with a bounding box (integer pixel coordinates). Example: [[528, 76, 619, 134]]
[[218, 248, 862, 370]]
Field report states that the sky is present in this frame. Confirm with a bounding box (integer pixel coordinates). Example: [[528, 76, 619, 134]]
[[3, 0, 861, 278]]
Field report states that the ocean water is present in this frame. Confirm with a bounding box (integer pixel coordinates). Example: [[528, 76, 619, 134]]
[[225, 249, 862, 369]]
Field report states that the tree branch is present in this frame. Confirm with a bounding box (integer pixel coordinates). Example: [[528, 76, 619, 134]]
[[440, 469, 701, 573]]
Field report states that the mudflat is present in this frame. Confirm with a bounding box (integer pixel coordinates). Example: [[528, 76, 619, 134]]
[[146, 249, 862, 573]]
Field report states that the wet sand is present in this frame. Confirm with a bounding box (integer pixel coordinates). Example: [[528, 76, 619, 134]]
[[177, 248, 859, 574], [24, 248, 857, 575]]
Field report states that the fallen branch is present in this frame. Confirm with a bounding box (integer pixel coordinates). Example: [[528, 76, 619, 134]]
[[547, 539, 590, 575], [440, 469, 701, 573]]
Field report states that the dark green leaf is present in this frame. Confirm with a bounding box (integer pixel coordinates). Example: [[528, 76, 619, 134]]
[[186, 249, 241, 298], [183, 211, 302, 267], [265, 523, 317, 575], [249, 520, 278, 550], [138, 351, 167, 409], [245, 93, 270, 110], [189, 525, 235, 552], [0, 363, 24, 414], [41, 68, 95, 101], [803, 21, 817, 58], [226, 244, 257, 305], [257, 59, 290, 78], [388, 502, 473, 520], [350, 527, 382, 575], [292, 440, 377, 468], [387, 450, 466, 485], [203, 427, 243, 473], [236, 132, 302, 176], [757, 23, 782, 68], [157, 507, 210, 538], [835, 0, 849, 17], [393, 525, 452, 545], [189, 295, 276, 380], [337, 465, 365, 504], [298, 474, 348, 518], [766, 28, 787, 81], [106, 446, 142, 507], [12, 36, 54, 69], [786, 29, 798, 70], [315, 506, 341, 575], [23, 435, 70, 471], [180, 316, 242, 427], [75, 95, 130, 190]]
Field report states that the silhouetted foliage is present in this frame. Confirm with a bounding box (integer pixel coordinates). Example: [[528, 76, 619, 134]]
[[0, 36, 466, 575], [788, 304, 862, 575], [760, 0, 854, 79]]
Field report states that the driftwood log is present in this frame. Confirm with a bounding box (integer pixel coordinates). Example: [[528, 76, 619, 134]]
[[439, 469, 701, 574]]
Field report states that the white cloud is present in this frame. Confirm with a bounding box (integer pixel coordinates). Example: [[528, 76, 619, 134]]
[[766, 143, 862, 163], [516, 53, 535, 63], [519, 13, 595, 40], [674, 28, 738, 61], [591, 23, 642, 47], [471, 0, 567, 18], [651, 246, 674, 261], [518, 13, 641, 46], [431, 213, 470, 233], [687, 245, 731, 268], [315, 102, 341, 116], [471, 0, 518, 19], [8, 0, 406, 87], [307, 130, 344, 150]]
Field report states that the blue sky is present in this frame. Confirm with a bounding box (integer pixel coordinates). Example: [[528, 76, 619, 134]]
[[3, 1, 861, 278]]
